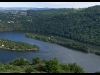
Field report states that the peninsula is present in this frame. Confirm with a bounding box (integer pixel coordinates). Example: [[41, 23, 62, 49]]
[[0, 38, 39, 51]]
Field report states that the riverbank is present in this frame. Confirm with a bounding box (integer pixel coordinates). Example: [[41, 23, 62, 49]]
[[25, 33, 100, 55], [0, 38, 39, 51]]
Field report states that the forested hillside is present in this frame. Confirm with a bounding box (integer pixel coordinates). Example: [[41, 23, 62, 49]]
[[0, 5, 100, 46]]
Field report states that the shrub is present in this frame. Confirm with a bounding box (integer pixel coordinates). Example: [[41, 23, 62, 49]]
[[43, 58, 61, 73]]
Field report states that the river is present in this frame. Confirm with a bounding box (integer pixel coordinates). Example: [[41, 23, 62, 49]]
[[0, 31, 100, 73]]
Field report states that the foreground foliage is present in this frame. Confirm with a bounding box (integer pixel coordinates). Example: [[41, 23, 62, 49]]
[[0, 57, 84, 73]]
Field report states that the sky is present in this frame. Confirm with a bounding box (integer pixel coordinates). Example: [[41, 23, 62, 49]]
[[0, 2, 100, 8]]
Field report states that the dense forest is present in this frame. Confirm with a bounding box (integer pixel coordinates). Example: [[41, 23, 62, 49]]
[[0, 5, 100, 46], [0, 57, 84, 73], [0, 38, 39, 51]]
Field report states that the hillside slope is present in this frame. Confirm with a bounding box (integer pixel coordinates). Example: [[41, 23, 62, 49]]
[[0, 5, 100, 46]]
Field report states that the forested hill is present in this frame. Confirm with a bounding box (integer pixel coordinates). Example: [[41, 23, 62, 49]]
[[0, 5, 100, 46]]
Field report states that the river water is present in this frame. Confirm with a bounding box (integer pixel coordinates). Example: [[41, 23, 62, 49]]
[[0, 31, 100, 73]]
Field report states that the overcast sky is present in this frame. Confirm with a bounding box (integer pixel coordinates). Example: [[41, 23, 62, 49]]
[[0, 2, 100, 8]]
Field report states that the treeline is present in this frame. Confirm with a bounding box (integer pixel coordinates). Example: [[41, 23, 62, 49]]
[[0, 57, 84, 73], [0, 5, 100, 46], [0, 38, 39, 51], [25, 33, 89, 52]]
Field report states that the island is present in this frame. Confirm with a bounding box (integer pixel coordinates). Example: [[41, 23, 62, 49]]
[[0, 38, 39, 51]]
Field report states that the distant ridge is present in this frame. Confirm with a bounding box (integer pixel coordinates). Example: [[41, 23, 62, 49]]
[[0, 7, 58, 10]]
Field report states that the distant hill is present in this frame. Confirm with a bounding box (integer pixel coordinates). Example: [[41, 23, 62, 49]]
[[0, 7, 58, 10]]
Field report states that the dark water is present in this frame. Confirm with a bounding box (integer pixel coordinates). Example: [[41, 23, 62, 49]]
[[0, 31, 100, 73]]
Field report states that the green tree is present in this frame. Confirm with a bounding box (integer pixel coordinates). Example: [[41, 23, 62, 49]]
[[43, 58, 61, 73], [68, 63, 84, 73], [25, 67, 35, 73], [9, 57, 30, 66], [32, 57, 41, 65], [60, 63, 70, 72]]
